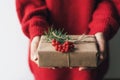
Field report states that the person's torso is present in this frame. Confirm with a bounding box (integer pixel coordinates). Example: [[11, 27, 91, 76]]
[[45, 0, 99, 34]]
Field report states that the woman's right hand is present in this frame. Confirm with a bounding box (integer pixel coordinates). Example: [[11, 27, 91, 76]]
[[30, 36, 56, 69], [31, 36, 41, 61]]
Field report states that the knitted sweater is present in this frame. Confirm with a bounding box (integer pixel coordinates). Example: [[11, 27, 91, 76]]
[[16, 0, 120, 40], [16, 0, 120, 80]]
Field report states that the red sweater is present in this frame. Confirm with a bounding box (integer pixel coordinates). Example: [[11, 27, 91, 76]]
[[16, 0, 120, 40], [16, 0, 120, 80]]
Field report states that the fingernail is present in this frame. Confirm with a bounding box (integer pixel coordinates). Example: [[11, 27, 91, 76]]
[[52, 67, 55, 69], [79, 67, 87, 71], [70, 67, 72, 69], [100, 55, 104, 60], [34, 57, 38, 61], [79, 68, 83, 71]]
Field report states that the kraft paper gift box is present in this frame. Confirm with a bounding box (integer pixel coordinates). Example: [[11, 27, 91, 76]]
[[35, 35, 99, 67]]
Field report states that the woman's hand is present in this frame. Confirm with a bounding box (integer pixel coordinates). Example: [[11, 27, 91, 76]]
[[30, 36, 55, 69], [78, 32, 106, 71], [31, 36, 41, 61], [95, 32, 106, 62]]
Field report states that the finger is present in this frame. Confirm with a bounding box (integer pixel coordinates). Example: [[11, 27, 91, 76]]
[[31, 36, 40, 61], [95, 33, 106, 60], [100, 53, 104, 60], [95, 33, 105, 52], [31, 43, 38, 61], [78, 67, 87, 71], [69, 67, 73, 69], [52, 67, 56, 69], [48, 67, 56, 69], [33, 53, 38, 61]]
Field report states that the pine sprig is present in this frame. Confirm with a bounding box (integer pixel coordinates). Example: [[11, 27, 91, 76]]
[[44, 27, 70, 43]]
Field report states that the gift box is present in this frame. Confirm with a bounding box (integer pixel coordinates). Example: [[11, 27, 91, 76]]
[[35, 35, 99, 67]]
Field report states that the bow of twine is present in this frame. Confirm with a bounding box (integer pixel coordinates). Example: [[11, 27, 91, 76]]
[[74, 34, 86, 43], [52, 32, 88, 42]]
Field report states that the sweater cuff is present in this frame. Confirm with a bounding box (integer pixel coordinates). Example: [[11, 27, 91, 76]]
[[89, 17, 119, 40], [29, 18, 49, 40], [29, 25, 45, 40], [89, 20, 109, 34], [29, 26, 44, 39], [88, 19, 109, 39]]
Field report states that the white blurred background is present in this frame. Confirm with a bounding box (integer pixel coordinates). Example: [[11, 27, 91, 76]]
[[0, 0, 120, 80]]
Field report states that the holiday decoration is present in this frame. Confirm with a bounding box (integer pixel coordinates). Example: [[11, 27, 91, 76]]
[[44, 28, 75, 53], [34, 28, 99, 67]]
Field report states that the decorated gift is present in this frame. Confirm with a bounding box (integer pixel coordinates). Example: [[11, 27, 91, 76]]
[[34, 28, 99, 67]]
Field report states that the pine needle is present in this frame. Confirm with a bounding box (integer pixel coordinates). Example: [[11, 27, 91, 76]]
[[44, 27, 70, 43]]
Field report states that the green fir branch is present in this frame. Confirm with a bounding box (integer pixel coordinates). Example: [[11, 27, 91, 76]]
[[44, 27, 70, 43]]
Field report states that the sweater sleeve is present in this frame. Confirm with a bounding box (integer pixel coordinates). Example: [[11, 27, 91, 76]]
[[89, 0, 120, 40], [16, 0, 49, 39], [112, 0, 120, 18]]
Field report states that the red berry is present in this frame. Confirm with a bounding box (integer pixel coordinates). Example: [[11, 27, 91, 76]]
[[62, 43, 66, 47], [52, 39, 56, 43], [65, 45, 69, 49], [58, 44, 62, 48], [58, 47, 62, 52], [51, 39, 57, 46], [52, 42, 56, 46], [62, 46, 66, 50], [55, 41, 60, 45], [64, 41, 69, 45], [60, 49, 63, 52], [61, 49, 65, 53], [65, 47, 69, 52], [55, 45, 58, 51], [70, 44, 74, 48], [69, 42, 73, 45]]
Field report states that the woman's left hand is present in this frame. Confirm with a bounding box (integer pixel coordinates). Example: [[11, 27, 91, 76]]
[[78, 32, 106, 71]]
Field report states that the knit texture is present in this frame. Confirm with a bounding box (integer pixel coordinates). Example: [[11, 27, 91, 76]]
[[16, 0, 120, 80]]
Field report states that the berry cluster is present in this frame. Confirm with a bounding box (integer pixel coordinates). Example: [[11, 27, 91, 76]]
[[51, 39, 74, 53]]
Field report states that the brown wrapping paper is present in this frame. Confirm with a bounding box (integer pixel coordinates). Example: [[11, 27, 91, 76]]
[[36, 35, 99, 67]]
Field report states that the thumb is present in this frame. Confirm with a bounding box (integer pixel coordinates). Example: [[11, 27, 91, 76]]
[[31, 36, 40, 61], [95, 32, 106, 61]]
